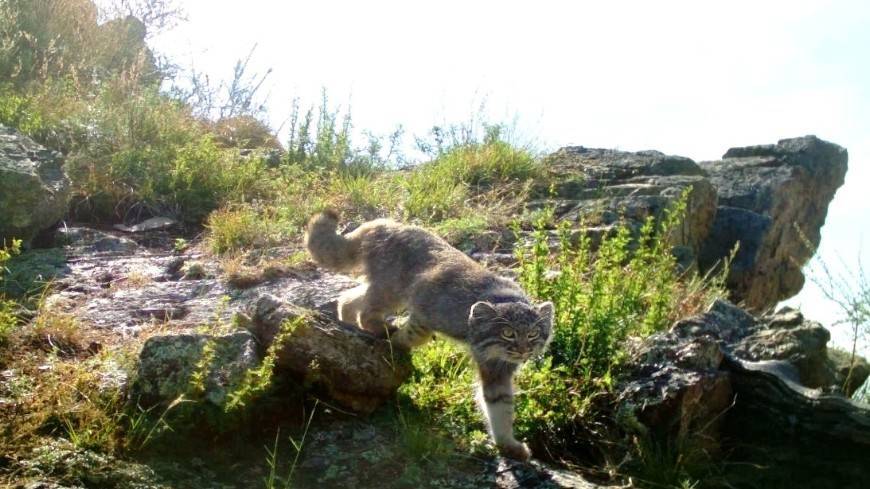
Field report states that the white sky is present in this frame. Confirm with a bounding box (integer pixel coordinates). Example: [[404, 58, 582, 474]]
[[150, 0, 870, 352]]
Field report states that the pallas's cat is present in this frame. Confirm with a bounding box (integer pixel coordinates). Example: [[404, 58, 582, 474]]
[[306, 210, 553, 461]]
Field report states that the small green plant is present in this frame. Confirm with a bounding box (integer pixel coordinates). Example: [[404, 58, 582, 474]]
[[402, 167, 469, 222], [263, 400, 318, 489], [206, 204, 280, 254], [124, 396, 189, 451], [173, 238, 189, 252], [225, 316, 305, 413], [423, 125, 538, 187], [328, 173, 402, 220], [0, 238, 22, 344], [434, 215, 490, 246], [284, 92, 402, 177]]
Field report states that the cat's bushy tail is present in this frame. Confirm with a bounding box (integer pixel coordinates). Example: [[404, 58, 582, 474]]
[[305, 210, 360, 273]]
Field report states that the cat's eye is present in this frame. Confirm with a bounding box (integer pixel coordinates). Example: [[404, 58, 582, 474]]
[[501, 328, 516, 339], [528, 329, 540, 340]]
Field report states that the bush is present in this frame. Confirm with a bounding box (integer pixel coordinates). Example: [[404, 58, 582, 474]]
[[402, 167, 469, 222], [284, 93, 401, 177], [206, 204, 283, 255], [0, 0, 159, 90], [211, 115, 281, 150], [425, 125, 538, 187], [402, 124, 537, 224]]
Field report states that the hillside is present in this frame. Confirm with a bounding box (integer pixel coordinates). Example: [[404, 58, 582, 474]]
[[1, 2, 869, 489]]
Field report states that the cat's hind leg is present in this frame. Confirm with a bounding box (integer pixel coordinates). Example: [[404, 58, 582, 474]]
[[357, 286, 400, 338], [477, 359, 530, 461], [337, 284, 367, 325]]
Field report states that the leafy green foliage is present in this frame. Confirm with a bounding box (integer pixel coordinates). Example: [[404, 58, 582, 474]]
[[434, 216, 490, 247], [0, 239, 22, 345], [398, 340, 480, 446], [206, 204, 281, 255], [403, 125, 538, 223], [284, 93, 402, 177]]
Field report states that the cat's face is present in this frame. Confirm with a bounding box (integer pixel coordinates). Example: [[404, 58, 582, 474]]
[[467, 301, 554, 364]]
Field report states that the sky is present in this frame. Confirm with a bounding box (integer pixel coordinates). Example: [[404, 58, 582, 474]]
[[148, 0, 870, 351]]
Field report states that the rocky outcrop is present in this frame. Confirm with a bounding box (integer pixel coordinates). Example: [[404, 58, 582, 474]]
[[698, 136, 848, 311], [0, 124, 71, 245], [538, 136, 847, 311], [535, 147, 717, 269], [617, 300, 870, 488]]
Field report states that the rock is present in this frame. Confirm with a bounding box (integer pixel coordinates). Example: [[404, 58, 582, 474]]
[[0, 124, 71, 245], [240, 294, 412, 414], [17, 438, 166, 489], [294, 418, 610, 489], [827, 347, 870, 396], [618, 330, 733, 452], [698, 136, 848, 310], [135, 331, 259, 407], [723, 356, 870, 489], [539, 146, 717, 267], [0, 248, 68, 298], [113, 217, 178, 233], [732, 306, 840, 390], [539, 137, 847, 310], [617, 300, 870, 489], [91, 235, 139, 254]]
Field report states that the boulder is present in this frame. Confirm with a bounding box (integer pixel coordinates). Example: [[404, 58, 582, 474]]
[[135, 331, 260, 407], [731, 307, 843, 391], [617, 300, 870, 489], [698, 135, 848, 311], [239, 294, 412, 414], [0, 124, 71, 245], [724, 356, 870, 489], [538, 136, 847, 310]]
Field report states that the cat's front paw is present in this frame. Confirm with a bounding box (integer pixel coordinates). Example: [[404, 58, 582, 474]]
[[498, 441, 531, 462]]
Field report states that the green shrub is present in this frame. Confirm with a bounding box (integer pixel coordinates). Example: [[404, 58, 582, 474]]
[[426, 125, 538, 187], [398, 339, 482, 449], [434, 216, 489, 246], [513, 194, 725, 443], [284, 93, 400, 177], [206, 204, 282, 255], [328, 173, 402, 220], [402, 167, 469, 222], [402, 124, 537, 223]]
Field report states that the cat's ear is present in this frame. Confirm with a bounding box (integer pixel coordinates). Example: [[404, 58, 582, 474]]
[[469, 301, 498, 323], [537, 301, 554, 323]]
